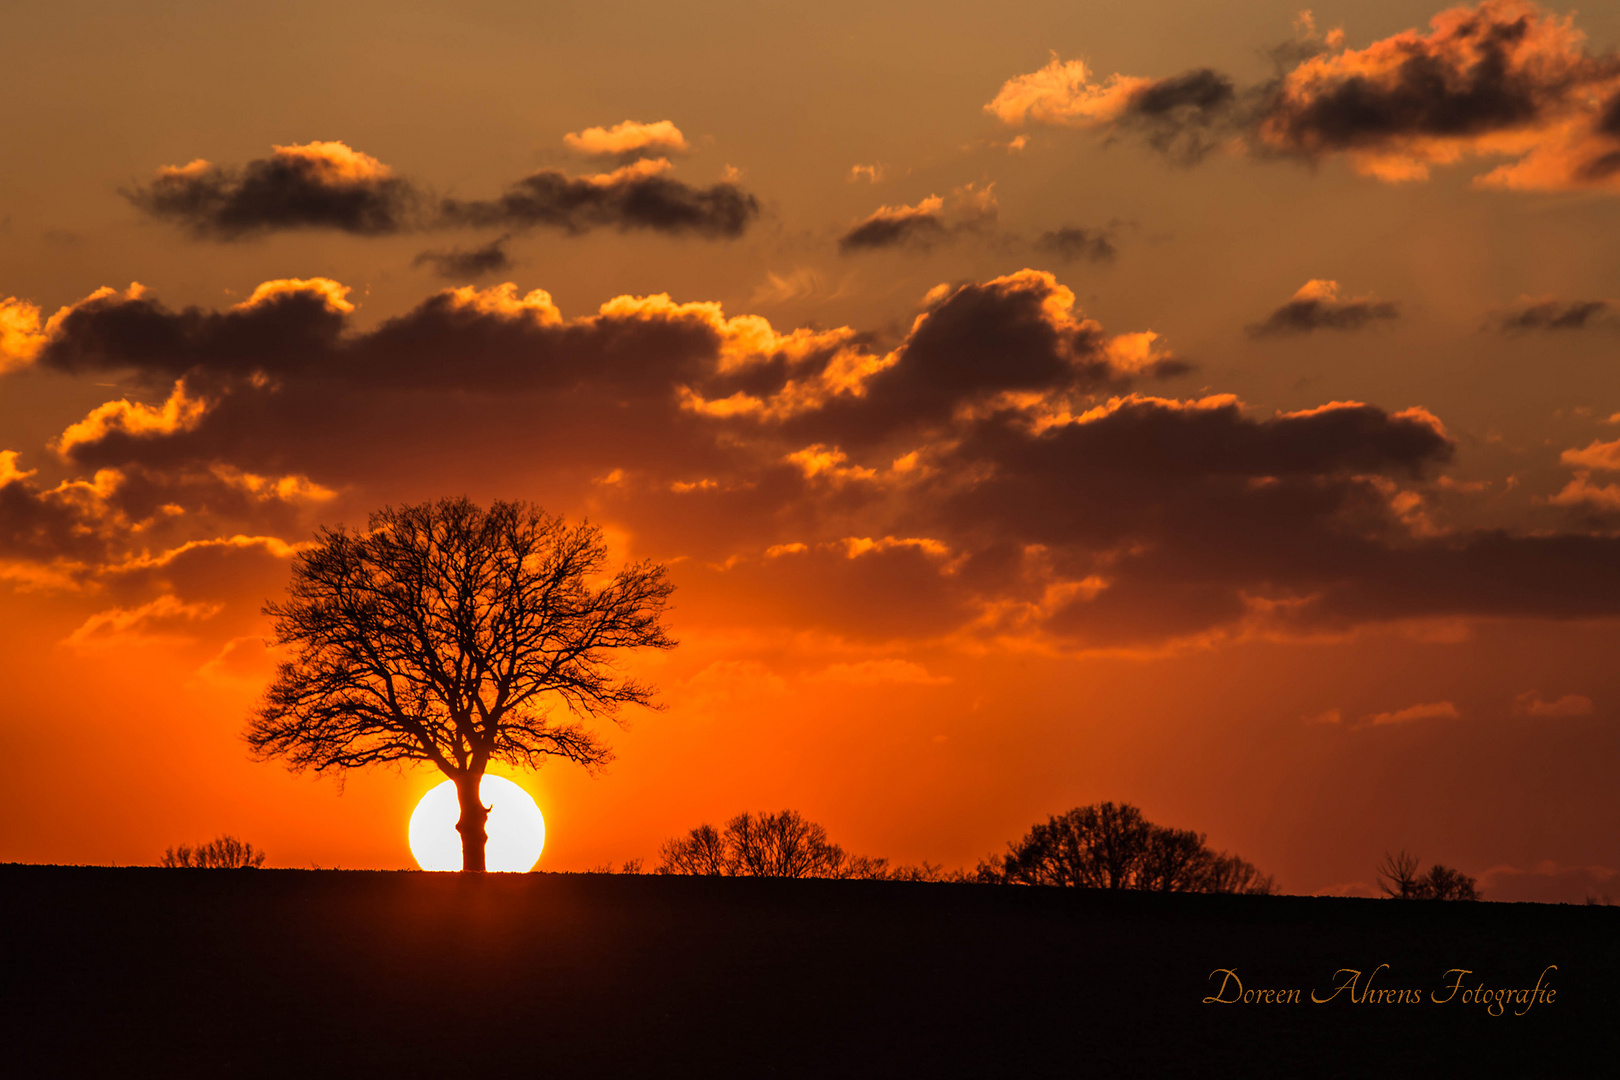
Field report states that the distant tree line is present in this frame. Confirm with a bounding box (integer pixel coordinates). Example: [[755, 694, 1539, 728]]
[[161, 835, 267, 869], [1377, 850, 1480, 900], [655, 802, 1271, 893], [657, 810, 958, 881]]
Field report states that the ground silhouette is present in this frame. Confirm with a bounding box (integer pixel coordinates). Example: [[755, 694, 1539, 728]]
[[3, 865, 1604, 1078]]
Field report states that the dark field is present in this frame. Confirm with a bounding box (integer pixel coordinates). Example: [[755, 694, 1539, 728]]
[[3, 865, 1612, 1078]]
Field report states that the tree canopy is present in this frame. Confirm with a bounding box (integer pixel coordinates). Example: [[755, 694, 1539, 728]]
[[657, 810, 954, 881], [246, 497, 675, 871], [977, 802, 1275, 894]]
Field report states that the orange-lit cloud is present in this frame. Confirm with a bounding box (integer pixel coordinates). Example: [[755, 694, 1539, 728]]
[[11, 272, 1620, 654], [1361, 700, 1461, 725], [54, 381, 210, 457], [63, 593, 223, 649], [990, 3, 1620, 190], [564, 120, 690, 161], [985, 55, 1237, 163], [1561, 437, 1620, 472], [1259, 1, 1620, 190], [985, 55, 1153, 128], [1246, 279, 1400, 336]]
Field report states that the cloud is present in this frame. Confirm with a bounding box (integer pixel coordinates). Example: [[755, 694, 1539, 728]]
[[1361, 700, 1461, 725], [1257, 1, 1620, 190], [412, 235, 514, 279], [62, 593, 223, 648], [126, 129, 759, 242], [1561, 437, 1620, 472], [1246, 279, 1399, 336], [1034, 225, 1117, 263], [1489, 297, 1615, 331], [563, 120, 689, 161], [985, 55, 1154, 128], [1514, 691, 1595, 716], [849, 163, 885, 183], [1548, 438, 1620, 518], [985, 54, 1236, 163], [838, 184, 997, 253], [439, 159, 759, 238], [125, 142, 420, 239], [987, 3, 1620, 192], [15, 270, 1620, 651], [1119, 69, 1241, 164], [54, 381, 209, 457], [1, 296, 49, 372], [31, 278, 352, 385]]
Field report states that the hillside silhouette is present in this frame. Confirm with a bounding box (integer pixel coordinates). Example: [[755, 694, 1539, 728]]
[[5, 865, 1606, 1078]]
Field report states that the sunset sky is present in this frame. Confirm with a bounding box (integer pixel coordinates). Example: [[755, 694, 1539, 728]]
[[3, 0, 1619, 900]]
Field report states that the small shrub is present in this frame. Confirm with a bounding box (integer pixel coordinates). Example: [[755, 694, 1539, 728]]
[[162, 834, 267, 869]]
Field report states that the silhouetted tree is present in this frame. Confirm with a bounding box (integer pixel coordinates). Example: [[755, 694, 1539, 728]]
[[247, 498, 675, 872], [1377, 849, 1422, 897], [1378, 850, 1480, 900], [162, 835, 267, 868], [656, 810, 954, 880], [979, 802, 1275, 893]]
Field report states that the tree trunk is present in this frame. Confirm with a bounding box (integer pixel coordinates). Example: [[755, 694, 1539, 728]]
[[455, 773, 490, 873]]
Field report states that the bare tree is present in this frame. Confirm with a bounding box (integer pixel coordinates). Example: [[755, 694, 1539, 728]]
[[247, 498, 675, 872], [162, 835, 267, 868], [1377, 850, 1423, 898], [1379, 851, 1480, 900], [980, 802, 1275, 894]]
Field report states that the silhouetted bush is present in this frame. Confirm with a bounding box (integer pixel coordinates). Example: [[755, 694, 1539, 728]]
[[977, 802, 1275, 894], [1377, 850, 1480, 900], [656, 810, 963, 880], [161, 835, 267, 869]]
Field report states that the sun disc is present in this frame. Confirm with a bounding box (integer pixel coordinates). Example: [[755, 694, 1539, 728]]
[[408, 775, 546, 872]]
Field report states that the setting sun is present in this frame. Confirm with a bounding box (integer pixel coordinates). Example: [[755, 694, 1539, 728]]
[[408, 776, 546, 872]]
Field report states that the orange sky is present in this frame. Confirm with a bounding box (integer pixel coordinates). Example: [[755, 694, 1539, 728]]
[[3, 0, 1619, 901]]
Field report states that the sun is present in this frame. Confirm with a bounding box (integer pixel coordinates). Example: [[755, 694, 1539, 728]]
[[408, 775, 546, 872]]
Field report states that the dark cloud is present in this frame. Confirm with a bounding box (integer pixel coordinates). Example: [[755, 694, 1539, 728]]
[[128, 140, 761, 242], [1490, 297, 1613, 331], [1034, 226, 1117, 264], [35, 280, 351, 384], [412, 235, 514, 279], [439, 164, 759, 238], [838, 208, 948, 253], [837, 186, 997, 254], [1119, 70, 1239, 164], [124, 142, 420, 239], [1246, 280, 1399, 336], [16, 269, 1620, 650]]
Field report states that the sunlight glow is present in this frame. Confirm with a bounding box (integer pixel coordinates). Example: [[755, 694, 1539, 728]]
[[408, 775, 546, 872]]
